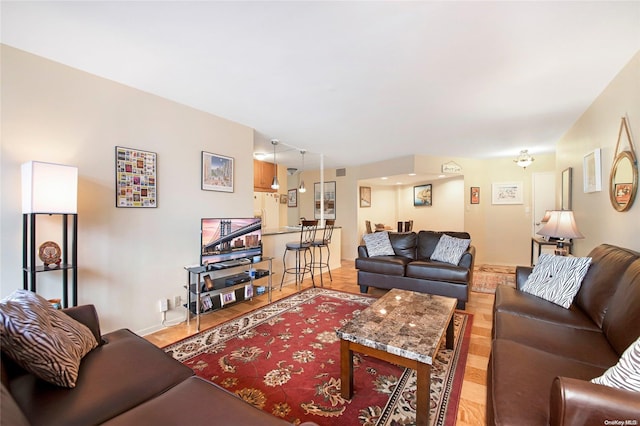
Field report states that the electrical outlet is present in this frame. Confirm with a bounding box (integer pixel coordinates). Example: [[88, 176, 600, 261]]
[[174, 296, 182, 308], [158, 298, 169, 312]]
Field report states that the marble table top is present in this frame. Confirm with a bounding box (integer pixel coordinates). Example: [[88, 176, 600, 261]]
[[336, 288, 457, 365]]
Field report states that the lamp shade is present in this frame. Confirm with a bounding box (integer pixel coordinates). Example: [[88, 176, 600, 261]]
[[21, 161, 78, 214], [537, 210, 583, 240]]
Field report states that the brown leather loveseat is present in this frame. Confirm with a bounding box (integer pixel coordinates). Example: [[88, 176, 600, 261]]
[[1, 304, 316, 426], [487, 244, 640, 425], [356, 231, 475, 309]]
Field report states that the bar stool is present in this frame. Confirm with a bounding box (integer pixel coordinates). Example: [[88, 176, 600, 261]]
[[280, 220, 317, 290], [311, 219, 335, 287]]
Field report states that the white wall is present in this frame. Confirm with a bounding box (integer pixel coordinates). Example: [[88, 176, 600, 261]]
[[1, 45, 255, 335]]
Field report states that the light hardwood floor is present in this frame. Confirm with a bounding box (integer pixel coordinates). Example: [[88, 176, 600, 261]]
[[145, 261, 494, 425]]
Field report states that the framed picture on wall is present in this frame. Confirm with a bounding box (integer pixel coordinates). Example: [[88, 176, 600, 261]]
[[202, 151, 234, 192], [492, 182, 523, 205], [359, 186, 371, 207], [314, 181, 336, 219], [413, 184, 432, 206], [115, 146, 157, 208], [583, 148, 602, 193], [470, 187, 480, 204], [287, 189, 297, 207]]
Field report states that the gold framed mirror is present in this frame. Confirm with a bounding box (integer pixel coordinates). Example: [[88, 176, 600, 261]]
[[609, 117, 638, 212], [609, 151, 637, 211]]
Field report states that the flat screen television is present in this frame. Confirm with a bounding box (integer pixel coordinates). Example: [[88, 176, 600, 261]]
[[201, 217, 262, 267]]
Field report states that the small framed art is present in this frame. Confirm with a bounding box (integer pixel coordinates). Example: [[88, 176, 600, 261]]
[[583, 148, 602, 193], [413, 184, 432, 206], [287, 189, 298, 207], [359, 186, 371, 208], [202, 151, 234, 192], [470, 187, 480, 204], [314, 181, 336, 219]]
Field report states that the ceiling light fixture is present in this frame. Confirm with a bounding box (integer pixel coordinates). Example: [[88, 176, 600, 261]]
[[514, 149, 535, 169], [298, 150, 307, 193], [270, 139, 279, 189]]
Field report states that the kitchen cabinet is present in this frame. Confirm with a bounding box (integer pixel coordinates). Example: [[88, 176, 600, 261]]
[[254, 160, 277, 192]]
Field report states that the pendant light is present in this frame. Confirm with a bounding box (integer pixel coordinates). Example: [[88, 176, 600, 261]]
[[298, 150, 307, 193], [270, 139, 279, 189]]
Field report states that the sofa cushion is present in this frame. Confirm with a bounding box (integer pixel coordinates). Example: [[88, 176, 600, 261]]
[[493, 311, 619, 368], [355, 256, 409, 276], [362, 231, 395, 256], [430, 234, 471, 265], [521, 254, 592, 308], [574, 244, 640, 328], [405, 260, 469, 284], [493, 285, 600, 331], [9, 328, 194, 426], [0, 290, 98, 388], [101, 376, 292, 425], [388, 232, 417, 259], [591, 336, 640, 392]]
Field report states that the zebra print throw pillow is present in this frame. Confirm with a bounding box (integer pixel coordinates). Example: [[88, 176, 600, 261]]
[[0, 290, 98, 388], [431, 234, 471, 265], [363, 231, 395, 256], [521, 253, 592, 309], [591, 336, 640, 392]]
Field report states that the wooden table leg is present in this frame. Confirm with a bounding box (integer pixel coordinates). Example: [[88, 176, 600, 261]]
[[446, 314, 454, 350], [415, 362, 431, 426], [340, 339, 353, 399]]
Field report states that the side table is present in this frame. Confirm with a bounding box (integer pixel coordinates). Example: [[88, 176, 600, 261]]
[[530, 237, 572, 266]]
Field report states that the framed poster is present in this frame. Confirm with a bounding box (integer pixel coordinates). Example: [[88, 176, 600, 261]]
[[492, 182, 523, 205], [359, 186, 371, 207], [287, 188, 298, 207], [583, 148, 602, 193], [115, 146, 157, 208], [413, 184, 432, 206], [314, 181, 336, 219], [470, 187, 480, 204], [202, 151, 234, 192]]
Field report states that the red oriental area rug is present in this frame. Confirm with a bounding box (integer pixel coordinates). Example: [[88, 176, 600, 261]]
[[164, 288, 472, 426]]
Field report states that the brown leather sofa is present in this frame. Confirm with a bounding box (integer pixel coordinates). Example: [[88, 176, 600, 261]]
[[1, 305, 317, 426], [356, 231, 475, 309], [487, 244, 640, 425]]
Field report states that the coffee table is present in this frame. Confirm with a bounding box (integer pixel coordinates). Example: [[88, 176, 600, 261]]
[[336, 288, 457, 426]]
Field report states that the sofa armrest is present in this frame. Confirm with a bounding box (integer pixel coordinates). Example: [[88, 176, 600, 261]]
[[458, 245, 475, 269], [62, 305, 103, 345], [357, 245, 369, 258], [515, 266, 533, 290], [549, 376, 640, 426]]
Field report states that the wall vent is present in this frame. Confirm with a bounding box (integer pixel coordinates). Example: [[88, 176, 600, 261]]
[[336, 168, 346, 177]]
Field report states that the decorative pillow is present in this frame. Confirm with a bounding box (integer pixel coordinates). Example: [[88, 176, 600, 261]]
[[363, 231, 395, 256], [430, 234, 471, 265], [521, 253, 592, 308], [0, 290, 98, 388], [591, 336, 640, 392]]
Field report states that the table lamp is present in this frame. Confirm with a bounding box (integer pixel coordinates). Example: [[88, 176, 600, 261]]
[[536, 210, 583, 255]]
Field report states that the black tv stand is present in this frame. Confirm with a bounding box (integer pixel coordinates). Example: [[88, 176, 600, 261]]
[[184, 257, 273, 332]]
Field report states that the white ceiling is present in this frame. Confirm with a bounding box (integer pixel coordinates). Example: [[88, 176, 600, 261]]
[[2, 1, 639, 171]]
